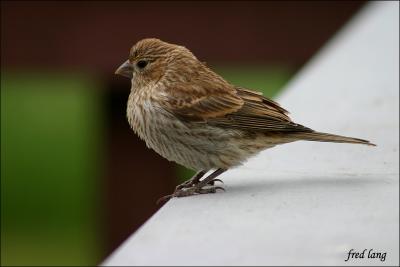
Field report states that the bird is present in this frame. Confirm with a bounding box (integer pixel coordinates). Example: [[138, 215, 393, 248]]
[[115, 38, 375, 202]]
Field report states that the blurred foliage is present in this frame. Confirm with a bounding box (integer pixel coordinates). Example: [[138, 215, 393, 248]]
[[1, 73, 102, 266], [176, 65, 293, 182]]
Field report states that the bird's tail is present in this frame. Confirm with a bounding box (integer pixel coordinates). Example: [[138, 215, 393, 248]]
[[288, 131, 376, 146]]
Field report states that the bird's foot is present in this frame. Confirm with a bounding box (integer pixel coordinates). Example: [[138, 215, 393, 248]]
[[175, 178, 223, 191], [157, 183, 225, 204], [175, 179, 196, 191], [174, 184, 225, 197], [157, 169, 226, 204]]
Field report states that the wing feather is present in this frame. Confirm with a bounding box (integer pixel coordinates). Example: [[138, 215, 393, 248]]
[[208, 87, 312, 132], [161, 83, 312, 133], [159, 83, 244, 121]]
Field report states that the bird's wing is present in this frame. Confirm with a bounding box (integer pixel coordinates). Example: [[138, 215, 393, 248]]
[[161, 84, 312, 132], [159, 83, 244, 121], [207, 87, 313, 132], [235, 87, 291, 122]]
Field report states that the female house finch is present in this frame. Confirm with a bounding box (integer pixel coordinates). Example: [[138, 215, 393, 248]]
[[115, 38, 375, 201]]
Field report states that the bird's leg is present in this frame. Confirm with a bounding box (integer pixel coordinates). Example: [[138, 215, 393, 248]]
[[198, 168, 226, 188], [175, 170, 207, 191], [173, 168, 226, 198]]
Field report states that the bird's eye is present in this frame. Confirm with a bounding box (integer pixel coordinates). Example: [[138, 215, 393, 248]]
[[136, 60, 148, 69]]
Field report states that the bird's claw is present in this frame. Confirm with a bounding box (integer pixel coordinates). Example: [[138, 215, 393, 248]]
[[157, 184, 225, 203], [175, 177, 224, 191], [176, 184, 225, 197]]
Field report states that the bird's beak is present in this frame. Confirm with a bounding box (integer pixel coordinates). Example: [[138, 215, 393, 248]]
[[115, 60, 133, 78]]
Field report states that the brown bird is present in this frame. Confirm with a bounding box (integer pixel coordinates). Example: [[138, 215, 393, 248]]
[[115, 38, 375, 202]]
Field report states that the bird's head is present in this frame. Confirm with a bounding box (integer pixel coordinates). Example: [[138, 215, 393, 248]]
[[115, 38, 200, 88]]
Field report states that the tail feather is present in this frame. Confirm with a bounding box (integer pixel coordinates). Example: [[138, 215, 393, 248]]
[[290, 131, 376, 146]]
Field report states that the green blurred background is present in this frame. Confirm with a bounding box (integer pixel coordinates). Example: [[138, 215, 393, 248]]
[[1, 1, 364, 266], [1, 74, 101, 265]]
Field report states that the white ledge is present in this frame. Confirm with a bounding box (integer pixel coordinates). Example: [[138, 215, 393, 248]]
[[103, 2, 399, 266]]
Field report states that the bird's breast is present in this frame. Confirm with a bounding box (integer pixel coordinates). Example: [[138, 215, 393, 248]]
[[127, 92, 195, 164]]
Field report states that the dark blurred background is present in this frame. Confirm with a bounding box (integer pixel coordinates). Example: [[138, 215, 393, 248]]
[[1, 1, 365, 265]]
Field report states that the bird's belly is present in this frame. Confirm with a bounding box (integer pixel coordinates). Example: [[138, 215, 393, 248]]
[[128, 102, 275, 170], [136, 113, 231, 169]]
